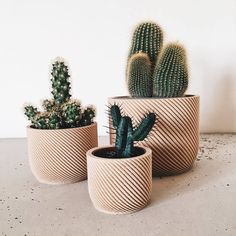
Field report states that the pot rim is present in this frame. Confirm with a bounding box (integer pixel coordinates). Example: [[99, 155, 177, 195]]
[[109, 94, 199, 101], [87, 145, 152, 161], [27, 121, 97, 132]]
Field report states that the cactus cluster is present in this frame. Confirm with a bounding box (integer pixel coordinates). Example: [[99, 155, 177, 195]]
[[127, 22, 189, 98], [24, 59, 95, 129], [110, 105, 156, 158]]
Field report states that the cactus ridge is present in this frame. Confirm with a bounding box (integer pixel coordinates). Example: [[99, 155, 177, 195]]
[[111, 105, 156, 158], [126, 22, 189, 98]]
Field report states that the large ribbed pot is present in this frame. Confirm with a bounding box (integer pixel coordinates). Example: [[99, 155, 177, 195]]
[[108, 95, 199, 176], [87, 146, 152, 214], [27, 122, 98, 184]]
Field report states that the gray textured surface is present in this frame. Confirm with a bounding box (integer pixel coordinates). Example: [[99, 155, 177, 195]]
[[0, 135, 236, 236]]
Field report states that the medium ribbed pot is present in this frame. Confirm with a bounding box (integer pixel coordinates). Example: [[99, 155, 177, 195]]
[[87, 146, 152, 214], [108, 95, 199, 176], [27, 122, 98, 184]]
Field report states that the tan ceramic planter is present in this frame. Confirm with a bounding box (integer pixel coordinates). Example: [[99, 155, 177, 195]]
[[27, 122, 98, 184], [108, 96, 199, 176], [87, 146, 152, 214]]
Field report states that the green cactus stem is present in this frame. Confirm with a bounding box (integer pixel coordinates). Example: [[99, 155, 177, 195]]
[[48, 112, 62, 129], [126, 22, 163, 97], [80, 106, 96, 126], [34, 112, 50, 129], [62, 100, 81, 128], [51, 61, 71, 105], [153, 43, 188, 98], [127, 52, 152, 97], [129, 22, 163, 66], [115, 116, 134, 157], [111, 105, 156, 158], [24, 105, 38, 122], [133, 113, 156, 141]]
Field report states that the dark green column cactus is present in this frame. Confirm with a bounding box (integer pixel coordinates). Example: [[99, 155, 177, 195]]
[[153, 43, 188, 97], [126, 22, 189, 98], [127, 22, 163, 97], [51, 61, 71, 105], [111, 105, 156, 158], [127, 52, 152, 97], [129, 22, 163, 66]]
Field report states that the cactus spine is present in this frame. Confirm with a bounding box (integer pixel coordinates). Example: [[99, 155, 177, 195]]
[[111, 105, 156, 158], [24, 59, 96, 129], [126, 22, 189, 98]]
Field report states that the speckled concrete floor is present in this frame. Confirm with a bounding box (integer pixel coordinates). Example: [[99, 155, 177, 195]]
[[0, 135, 236, 236]]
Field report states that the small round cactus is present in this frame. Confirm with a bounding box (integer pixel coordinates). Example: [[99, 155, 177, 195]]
[[24, 105, 38, 122], [24, 59, 96, 129], [62, 100, 82, 128]]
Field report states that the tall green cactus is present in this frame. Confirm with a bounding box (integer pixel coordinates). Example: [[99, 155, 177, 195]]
[[153, 43, 188, 97], [129, 22, 163, 67], [127, 52, 152, 97], [51, 61, 71, 105], [126, 22, 189, 98], [111, 105, 156, 158], [24, 59, 96, 129]]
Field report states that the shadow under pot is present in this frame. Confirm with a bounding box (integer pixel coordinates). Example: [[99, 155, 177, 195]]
[[87, 145, 152, 215], [27, 122, 98, 184], [108, 95, 200, 176]]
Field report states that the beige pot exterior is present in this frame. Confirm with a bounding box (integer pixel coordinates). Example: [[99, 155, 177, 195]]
[[27, 122, 98, 184], [108, 96, 200, 176], [87, 146, 152, 214]]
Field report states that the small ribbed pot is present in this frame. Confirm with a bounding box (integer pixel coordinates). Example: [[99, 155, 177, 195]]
[[87, 146, 152, 215], [108, 95, 200, 176], [27, 122, 98, 184]]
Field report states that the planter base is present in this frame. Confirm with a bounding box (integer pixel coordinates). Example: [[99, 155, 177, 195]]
[[92, 200, 151, 215]]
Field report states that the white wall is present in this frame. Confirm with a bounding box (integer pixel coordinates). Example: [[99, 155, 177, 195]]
[[0, 0, 236, 138]]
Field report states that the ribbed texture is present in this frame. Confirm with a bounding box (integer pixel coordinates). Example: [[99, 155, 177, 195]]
[[27, 123, 98, 184], [129, 22, 163, 66], [87, 146, 152, 214], [127, 52, 152, 97], [108, 96, 199, 176], [153, 43, 188, 98]]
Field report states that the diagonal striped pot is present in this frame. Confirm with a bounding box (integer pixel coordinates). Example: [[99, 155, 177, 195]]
[[27, 122, 98, 184], [108, 96, 199, 176], [87, 146, 152, 214]]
